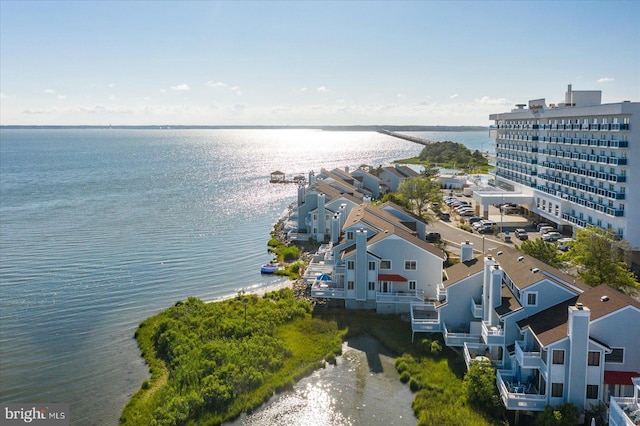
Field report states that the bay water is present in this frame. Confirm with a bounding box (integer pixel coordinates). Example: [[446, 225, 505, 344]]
[[0, 129, 491, 425]]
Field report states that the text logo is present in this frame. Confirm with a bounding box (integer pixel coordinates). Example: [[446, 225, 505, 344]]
[[1, 404, 68, 426]]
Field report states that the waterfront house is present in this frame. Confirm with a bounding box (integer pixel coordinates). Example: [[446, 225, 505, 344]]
[[350, 168, 383, 199], [311, 203, 446, 313], [414, 243, 640, 416], [609, 376, 640, 426], [380, 165, 419, 193]]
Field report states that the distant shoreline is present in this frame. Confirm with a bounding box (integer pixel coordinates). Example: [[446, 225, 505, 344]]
[[0, 124, 488, 131]]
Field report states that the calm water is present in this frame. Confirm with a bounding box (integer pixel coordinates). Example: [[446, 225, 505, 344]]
[[0, 129, 491, 425]]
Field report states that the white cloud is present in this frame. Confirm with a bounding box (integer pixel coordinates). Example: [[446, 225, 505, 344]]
[[397, 93, 405, 99], [450, 94, 459, 99], [44, 89, 55, 94], [57, 95, 67, 100], [108, 95, 116, 101], [171, 84, 190, 91], [300, 87, 308, 92], [160, 89, 167, 93], [597, 77, 614, 83], [207, 81, 227, 87], [230, 86, 242, 95], [317, 86, 327, 92], [0, 92, 6, 99], [108, 83, 116, 88]]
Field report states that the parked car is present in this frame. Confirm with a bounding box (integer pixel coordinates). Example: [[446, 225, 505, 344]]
[[515, 229, 528, 240], [477, 225, 495, 234], [459, 210, 475, 217], [543, 232, 563, 242], [468, 216, 484, 224], [539, 226, 556, 235], [426, 231, 441, 242], [438, 211, 451, 220], [536, 222, 550, 231], [557, 237, 573, 251], [473, 220, 496, 230]]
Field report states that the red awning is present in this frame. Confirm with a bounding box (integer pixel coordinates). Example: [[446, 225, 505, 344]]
[[378, 274, 408, 282], [604, 371, 640, 386]]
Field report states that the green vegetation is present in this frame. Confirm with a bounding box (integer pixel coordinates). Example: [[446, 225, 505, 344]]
[[463, 360, 504, 419], [395, 141, 491, 173], [121, 290, 345, 425], [379, 192, 411, 210], [518, 238, 563, 268], [562, 226, 639, 294], [536, 402, 580, 426], [397, 176, 441, 218]]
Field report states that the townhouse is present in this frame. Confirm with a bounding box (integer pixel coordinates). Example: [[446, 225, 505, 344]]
[[412, 244, 640, 416]]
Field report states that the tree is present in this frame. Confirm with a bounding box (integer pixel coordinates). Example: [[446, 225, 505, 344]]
[[420, 165, 439, 179], [463, 360, 503, 418], [536, 402, 580, 426], [519, 239, 563, 268], [397, 176, 441, 218], [563, 226, 639, 295]]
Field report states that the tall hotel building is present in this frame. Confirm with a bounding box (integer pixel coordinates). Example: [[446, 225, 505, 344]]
[[487, 85, 640, 267]]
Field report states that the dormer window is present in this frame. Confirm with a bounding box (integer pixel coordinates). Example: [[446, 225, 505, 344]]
[[526, 292, 538, 306]]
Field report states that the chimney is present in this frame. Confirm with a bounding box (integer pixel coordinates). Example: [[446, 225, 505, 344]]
[[483, 256, 502, 323], [308, 170, 316, 186], [297, 183, 305, 206], [567, 303, 591, 410], [355, 229, 368, 301], [461, 240, 474, 262], [330, 213, 341, 244], [316, 193, 326, 242]]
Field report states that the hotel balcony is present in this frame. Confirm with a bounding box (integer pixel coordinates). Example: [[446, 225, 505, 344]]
[[496, 370, 547, 411], [463, 342, 504, 370], [411, 302, 440, 333], [443, 320, 482, 347], [482, 321, 505, 345]]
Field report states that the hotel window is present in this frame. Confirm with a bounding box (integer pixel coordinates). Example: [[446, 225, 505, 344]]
[[552, 350, 565, 365], [409, 281, 416, 290], [526, 292, 537, 306], [586, 385, 599, 400], [551, 383, 564, 398], [368, 261, 376, 271], [405, 260, 417, 270], [347, 261, 355, 270], [606, 348, 624, 363], [368, 282, 375, 291], [347, 281, 354, 290], [380, 260, 391, 270], [587, 351, 600, 366]]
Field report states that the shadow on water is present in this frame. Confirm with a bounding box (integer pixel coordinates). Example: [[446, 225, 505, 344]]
[[345, 335, 391, 374]]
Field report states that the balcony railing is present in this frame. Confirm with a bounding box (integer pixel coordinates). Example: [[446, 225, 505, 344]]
[[470, 298, 483, 319], [310, 282, 345, 299], [609, 397, 638, 426], [377, 290, 424, 304], [482, 321, 505, 345], [496, 370, 547, 411], [443, 321, 481, 347], [463, 342, 504, 370], [411, 302, 440, 333], [515, 340, 545, 371]]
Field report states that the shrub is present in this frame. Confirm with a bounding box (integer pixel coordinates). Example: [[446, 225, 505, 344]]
[[396, 362, 408, 374], [459, 224, 473, 233], [430, 340, 442, 355], [409, 378, 421, 392], [400, 370, 411, 383]]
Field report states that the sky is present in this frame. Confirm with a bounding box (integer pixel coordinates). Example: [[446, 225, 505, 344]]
[[1, 0, 639, 126]]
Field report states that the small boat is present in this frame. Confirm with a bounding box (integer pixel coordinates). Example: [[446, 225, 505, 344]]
[[260, 263, 280, 274]]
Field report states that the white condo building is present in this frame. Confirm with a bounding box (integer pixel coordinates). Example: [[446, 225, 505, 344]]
[[485, 85, 640, 268]]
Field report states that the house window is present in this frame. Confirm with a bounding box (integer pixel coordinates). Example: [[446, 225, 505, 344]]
[[587, 351, 600, 366], [347, 281, 354, 290], [347, 261, 355, 270], [405, 260, 417, 270], [368, 282, 375, 291], [368, 261, 376, 271], [586, 385, 599, 400], [409, 281, 416, 290], [380, 260, 391, 270], [313, 214, 317, 220], [526, 292, 537, 306], [551, 383, 564, 398], [606, 348, 624, 363], [347, 231, 354, 240], [552, 350, 565, 365]]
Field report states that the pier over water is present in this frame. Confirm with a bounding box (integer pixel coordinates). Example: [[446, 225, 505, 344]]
[[378, 129, 434, 146]]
